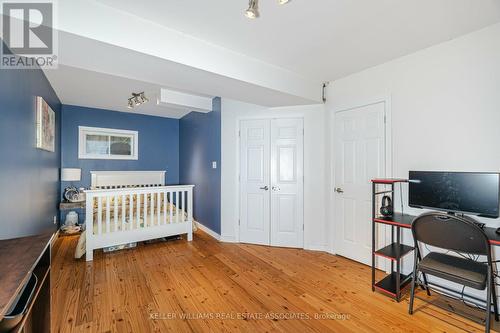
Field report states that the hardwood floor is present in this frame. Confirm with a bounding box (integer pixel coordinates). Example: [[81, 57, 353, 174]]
[[52, 230, 498, 332]]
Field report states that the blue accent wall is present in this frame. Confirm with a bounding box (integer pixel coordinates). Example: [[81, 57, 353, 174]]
[[0, 42, 61, 239], [61, 105, 180, 189], [179, 98, 221, 234]]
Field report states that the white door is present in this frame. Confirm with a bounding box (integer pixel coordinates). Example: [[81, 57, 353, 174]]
[[270, 118, 304, 248], [334, 103, 386, 265], [240, 119, 271, 245], [240, 118, 304, 248]]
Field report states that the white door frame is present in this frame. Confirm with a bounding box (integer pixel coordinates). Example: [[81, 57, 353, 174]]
[[329, 96, 393, 258], [236, 116, 305, 247]]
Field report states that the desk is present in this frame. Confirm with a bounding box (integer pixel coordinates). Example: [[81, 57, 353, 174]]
[[375, 213, 500, 246], [0, 232, 53, 332], [372, 212, 500, 301]]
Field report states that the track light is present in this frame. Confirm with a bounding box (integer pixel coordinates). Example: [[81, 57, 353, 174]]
[[245, 0, 259, 19], [127, 92, 149, 109], [245, 0, 290, 19]]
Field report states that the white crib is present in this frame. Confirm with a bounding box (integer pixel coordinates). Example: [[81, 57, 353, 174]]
[[83, 171, 194, 261]]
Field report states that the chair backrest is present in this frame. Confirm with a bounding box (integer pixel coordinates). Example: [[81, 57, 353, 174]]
[[411, 212, 490, 255]]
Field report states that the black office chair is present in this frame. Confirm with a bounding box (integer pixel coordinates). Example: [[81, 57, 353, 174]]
[[408, 212, 499, 332]]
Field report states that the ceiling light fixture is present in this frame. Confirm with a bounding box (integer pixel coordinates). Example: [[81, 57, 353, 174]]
[[245, 0, 290, 19], [245, 0, 259, 19], [127, 92, 149, 109]]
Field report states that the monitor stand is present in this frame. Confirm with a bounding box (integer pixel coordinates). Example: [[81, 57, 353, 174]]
[[446, 211, 486, 229]]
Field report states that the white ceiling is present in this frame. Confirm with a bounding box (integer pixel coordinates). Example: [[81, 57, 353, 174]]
[[42, 0, 500, 117], [95, 0, 500, 82]]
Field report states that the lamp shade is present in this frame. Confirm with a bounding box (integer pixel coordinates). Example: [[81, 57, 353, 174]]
[[61, 168, 81, 182]]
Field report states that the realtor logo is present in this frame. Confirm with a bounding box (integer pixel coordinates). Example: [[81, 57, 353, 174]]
[[1, 1, 58, 69]]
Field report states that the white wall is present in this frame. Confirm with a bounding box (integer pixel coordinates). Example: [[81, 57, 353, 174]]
[[221, 99, 328, 251], [327, 22, 500, 226], [326, 22, 500, 300]]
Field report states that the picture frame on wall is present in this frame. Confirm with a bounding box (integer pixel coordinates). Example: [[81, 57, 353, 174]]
[[36, 96, 55, 152]]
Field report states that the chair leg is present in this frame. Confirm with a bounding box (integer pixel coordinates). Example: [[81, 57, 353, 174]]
[[491, 266, 499, 321], [409, 251, 418, 315], [486, 270, 492, 333], [421, 272, 431, 296], [415, 247, 431, 296]]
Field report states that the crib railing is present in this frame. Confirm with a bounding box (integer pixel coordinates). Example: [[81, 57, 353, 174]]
[[84, 185, 194, 260]]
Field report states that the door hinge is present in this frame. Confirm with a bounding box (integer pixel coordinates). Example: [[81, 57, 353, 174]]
[[384, 115, 387, 123], [238, 130, 241, 137], [238, 219, 241, 226]]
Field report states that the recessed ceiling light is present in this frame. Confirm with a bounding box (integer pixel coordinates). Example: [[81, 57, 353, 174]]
[[278, 0, 290, 4]]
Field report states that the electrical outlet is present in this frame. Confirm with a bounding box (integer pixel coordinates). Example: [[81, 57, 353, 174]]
[[53, 216, 57, 225], [212, 161, 217, 169]]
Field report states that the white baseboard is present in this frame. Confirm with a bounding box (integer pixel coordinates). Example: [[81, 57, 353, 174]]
[[304, 244, 330, 252], [327, 248, 336, 255], [220, 234, 238, 243], [195, 222, 221, 241]]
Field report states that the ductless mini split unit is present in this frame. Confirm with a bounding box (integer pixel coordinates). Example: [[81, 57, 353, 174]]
[[156, 88, 213, 113]]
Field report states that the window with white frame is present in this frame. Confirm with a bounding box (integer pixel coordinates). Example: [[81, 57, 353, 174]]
[[78, 126, 138, 160]]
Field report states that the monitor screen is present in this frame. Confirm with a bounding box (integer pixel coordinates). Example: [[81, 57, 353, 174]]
[[408, 171, 500, 218]]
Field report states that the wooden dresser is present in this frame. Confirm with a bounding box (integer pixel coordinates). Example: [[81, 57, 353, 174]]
[[0, 232, 54, 332]]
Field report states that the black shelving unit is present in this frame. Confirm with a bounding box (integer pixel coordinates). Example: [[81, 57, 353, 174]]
[[371, 179, 415, 301]]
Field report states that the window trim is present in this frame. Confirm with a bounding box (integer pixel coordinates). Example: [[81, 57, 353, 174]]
[[78, 126, 139, 160]]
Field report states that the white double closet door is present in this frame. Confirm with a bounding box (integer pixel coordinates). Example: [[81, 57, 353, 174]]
[[239, 118, 304, 248]]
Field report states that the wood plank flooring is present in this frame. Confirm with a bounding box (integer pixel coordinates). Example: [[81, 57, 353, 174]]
[[52, 230, 499, 332]]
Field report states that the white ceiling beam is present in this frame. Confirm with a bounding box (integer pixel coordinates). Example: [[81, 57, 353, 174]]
[[55, 32, 316, 107], [56, 0, 322, 104]]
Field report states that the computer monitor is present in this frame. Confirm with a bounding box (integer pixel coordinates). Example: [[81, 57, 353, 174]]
[[408, 171, 500, 218]]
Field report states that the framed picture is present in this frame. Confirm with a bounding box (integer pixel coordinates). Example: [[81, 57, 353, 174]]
[[36, 96, 55, 152]]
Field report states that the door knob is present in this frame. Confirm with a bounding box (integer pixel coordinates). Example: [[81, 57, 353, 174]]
[[334, 187, 344, 193], [260, 186, 269, 191], [272, 186, 280, 191]]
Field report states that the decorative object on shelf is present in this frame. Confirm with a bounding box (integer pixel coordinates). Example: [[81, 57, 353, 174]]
[[63, 187, 80, 202], [65, 211, 78, 227], [62, 201, 81, 235], [127, 91, 149, 108], [245, 0, 291, 19], [59, 200, 86, 236], [35, 96, 55, 152], [61, 168, 84, 203], [380, 195, 393, 217]]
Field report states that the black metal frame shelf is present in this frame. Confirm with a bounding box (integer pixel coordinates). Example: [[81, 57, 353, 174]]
[[373, 212, 415, 228], [374, 272, 413, 298], [374, 243, 414, 261], [371, 179, 416, 302]]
